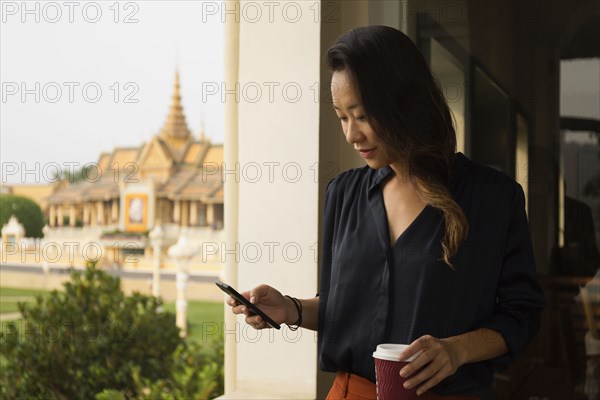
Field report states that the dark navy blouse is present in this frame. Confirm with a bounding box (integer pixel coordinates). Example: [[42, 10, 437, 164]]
[[317, 152, 547, 396]]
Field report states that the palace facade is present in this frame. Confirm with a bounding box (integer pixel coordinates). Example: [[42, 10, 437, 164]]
[[38, 71, 224, 269]]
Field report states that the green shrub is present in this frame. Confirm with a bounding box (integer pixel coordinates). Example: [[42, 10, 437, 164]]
[[0, 266, 182, 399], [0, 194, 45, 238], [132, 339, 224, 400], [95, 389, 126, 400]]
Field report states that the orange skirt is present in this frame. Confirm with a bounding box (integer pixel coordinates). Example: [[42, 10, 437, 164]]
[[326, 372, 481, 400]]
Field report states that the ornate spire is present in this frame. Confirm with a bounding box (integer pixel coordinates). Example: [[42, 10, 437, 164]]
[[160, 70, 191, 141], [199, 113, 207, 141]]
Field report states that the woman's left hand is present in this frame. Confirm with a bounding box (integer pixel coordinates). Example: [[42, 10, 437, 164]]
[[397, 335, 464, 396]]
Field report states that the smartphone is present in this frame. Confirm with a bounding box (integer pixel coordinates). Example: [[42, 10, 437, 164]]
[[216, 281, 281, 330]]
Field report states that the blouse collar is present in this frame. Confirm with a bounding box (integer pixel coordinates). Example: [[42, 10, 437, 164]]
[[367, 152, 468, 193]]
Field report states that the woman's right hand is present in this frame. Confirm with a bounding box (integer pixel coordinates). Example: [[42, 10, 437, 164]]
[[226, 284, 296, 330]]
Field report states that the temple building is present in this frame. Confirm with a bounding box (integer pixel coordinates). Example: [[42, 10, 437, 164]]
[[40, 71, 224, 269]]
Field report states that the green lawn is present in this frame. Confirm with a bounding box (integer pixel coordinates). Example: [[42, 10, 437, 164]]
[[0, 287, 224, 343], [0, 287, 51, 314], [0, 302, 24, 314], [163, 300, 224, 343], [0, 287, 53, 297]]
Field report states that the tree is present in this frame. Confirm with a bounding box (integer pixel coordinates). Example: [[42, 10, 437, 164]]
[[0, 266, 182, 399], [50, 164, 98, 184], [0, 194, 45, 238]]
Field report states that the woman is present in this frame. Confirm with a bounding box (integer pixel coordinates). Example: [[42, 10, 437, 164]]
[[227, 25, 546, 399]]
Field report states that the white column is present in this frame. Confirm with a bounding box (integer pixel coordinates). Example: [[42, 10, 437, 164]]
[[225, 1, 321, 397], [207, 204, 215, 227], [111, 199, 119, 223], [97, 201, 105, 226], [49, 206, 56, 227], [190, 201, 198, 226], [223, 1, 240, 386], [149, 225, 164, 297], [168, 234, 197, 338], [181, 201, 189, 227], [156, 199, 163, 225], [83, 203, 90, 225], [162, 200, 170, 224], [69, 205, 76, 227], [90, 203, 97, 226], [175, 266, 188, 337], [173, 200, 181, 224], [57, 206, 64, 227]]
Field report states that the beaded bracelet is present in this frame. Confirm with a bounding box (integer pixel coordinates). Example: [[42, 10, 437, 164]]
[[285, 295, 302, 331]]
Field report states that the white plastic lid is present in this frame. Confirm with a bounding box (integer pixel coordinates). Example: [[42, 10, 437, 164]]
[[372, 343, 421, 362]]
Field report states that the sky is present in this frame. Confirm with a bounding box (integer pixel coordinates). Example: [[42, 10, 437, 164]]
[[1, 1, 225, 184], [2, 2, 598, 186]]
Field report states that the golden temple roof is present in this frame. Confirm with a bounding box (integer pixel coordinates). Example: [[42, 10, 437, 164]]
[[46, 69, 223, 206], [156, 167, 223, 202], [46, 176, 120, 204], [97, 153, 111, 171], [202, 144, 223, 165], [108, 147, 141, 168], [159, 70, 191, 141]]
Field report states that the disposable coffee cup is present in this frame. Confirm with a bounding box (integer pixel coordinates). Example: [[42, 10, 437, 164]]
[[373, 344, 421, 400]]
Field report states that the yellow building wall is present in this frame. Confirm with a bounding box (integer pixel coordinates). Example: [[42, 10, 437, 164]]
[[5, 184, 55, 212]]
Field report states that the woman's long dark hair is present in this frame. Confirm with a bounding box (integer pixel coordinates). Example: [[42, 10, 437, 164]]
[[327, 25, 468, 268]]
